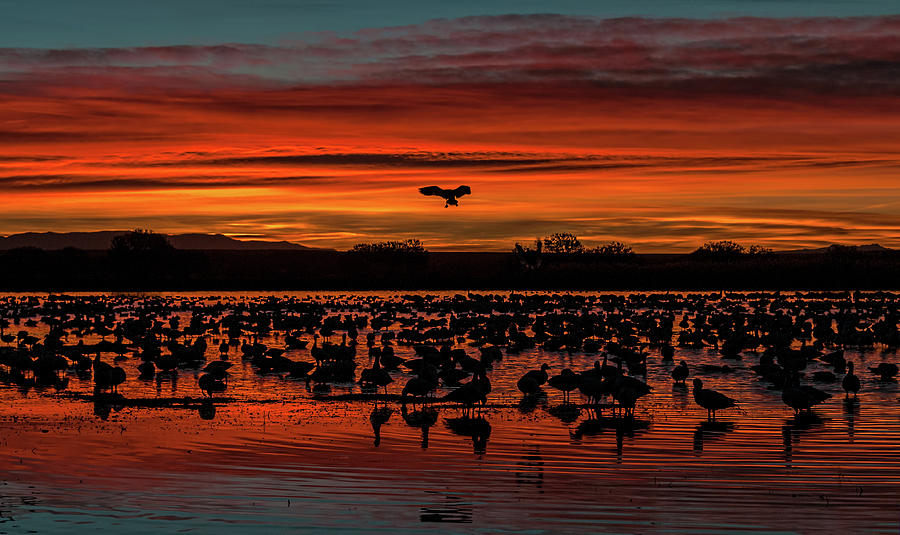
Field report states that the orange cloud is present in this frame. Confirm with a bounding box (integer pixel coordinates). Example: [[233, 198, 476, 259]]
[[1, 16, 899, 251]]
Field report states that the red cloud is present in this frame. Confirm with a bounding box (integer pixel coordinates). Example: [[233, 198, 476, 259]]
[[1, 15, 900, 250]]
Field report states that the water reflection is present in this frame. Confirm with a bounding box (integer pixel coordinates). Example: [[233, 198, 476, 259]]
[[547, 403, 581, 424], [92, 392, 123, 420], [198, 400, 216, 420], [369, 406, 393, 447], [514, 446, 544, 490], [401, 405, 438, 449], [444, 416, 491, 454], [516, 392, 546, 414], [420, 493, 473, 524], [156, 370, 178, 394], [0, 492, 37, 527], [2, 291, 900, 533], [692, 420, 735, 454], [569, 415, 650, 462], [782, 411, 825, 467], [840, 398, 858, 441], [671, 382, 689, 410]]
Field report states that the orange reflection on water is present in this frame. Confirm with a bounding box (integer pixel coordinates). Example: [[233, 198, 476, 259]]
[[0, 291, 898, 532]]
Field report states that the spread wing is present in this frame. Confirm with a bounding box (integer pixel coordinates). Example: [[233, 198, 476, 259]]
[[419, 186, 449, 198], [452, 185, 471, 198]]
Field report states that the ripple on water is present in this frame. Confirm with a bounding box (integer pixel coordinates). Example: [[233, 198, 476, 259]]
[[0, 291, 898, 534]]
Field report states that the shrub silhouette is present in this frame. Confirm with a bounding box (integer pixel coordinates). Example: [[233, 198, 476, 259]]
[[692, 241, 774, 260], [110, 229, 174, 257], [108, 229, 176, 283], [589, 241, 635, 258], [513, 239, 543, 270], [826, 244, 860, 258], [542, 233, 584, 254], [692, 240, 747, 259], [348, 239, 427, 257], [747, 245, 773, 256]]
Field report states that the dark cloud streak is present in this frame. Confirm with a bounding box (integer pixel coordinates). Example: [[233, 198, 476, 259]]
[[2, 15, 900, 95]]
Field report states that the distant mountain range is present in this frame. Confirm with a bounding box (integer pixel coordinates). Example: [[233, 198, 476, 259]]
[[0, 232, 893, 254], [0, 231, 321, 251]]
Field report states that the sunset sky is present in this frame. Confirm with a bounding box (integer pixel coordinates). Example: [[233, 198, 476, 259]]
[[2, 1, 900, 251]]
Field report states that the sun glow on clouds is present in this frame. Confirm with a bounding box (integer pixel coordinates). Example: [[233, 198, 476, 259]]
[[1, 15, 900, 250]]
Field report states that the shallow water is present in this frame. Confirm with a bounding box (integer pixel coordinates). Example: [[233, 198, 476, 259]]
[[1, 291, 898, 534]]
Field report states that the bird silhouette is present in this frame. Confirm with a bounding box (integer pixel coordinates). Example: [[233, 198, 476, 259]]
[[869, 362, 898, 381], [671, 360, 689, 385], [419, 185, 471, 207], [842, 361, 860, 398], [517, 363, 549, 396], [781, 373, 831, 414], [548, 368, 580, 405], [692, 378, 737, 421], [359, 350, 393, 394]]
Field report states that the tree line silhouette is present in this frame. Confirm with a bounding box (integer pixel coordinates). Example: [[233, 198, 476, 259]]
[[0, 229, 897, 290], [515, 233, 778, 264], [348, 239, 427, 259]]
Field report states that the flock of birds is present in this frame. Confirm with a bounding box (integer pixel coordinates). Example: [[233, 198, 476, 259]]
[[0, 291, 897, 431]]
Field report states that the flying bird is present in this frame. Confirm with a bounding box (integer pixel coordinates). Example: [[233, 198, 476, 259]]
[[419, 185, 471, 207]]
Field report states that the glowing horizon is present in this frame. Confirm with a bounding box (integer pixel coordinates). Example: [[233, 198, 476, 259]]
[[2, 14, 900, 251]]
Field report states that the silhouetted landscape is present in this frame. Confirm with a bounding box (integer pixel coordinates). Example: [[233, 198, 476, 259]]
[[5, 1, 900, 532], [0, 231, 321, 251], [1, 234, 899, 290]]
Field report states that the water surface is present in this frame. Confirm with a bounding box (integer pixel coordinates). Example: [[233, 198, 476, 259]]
[[1, 291, 898, 534]]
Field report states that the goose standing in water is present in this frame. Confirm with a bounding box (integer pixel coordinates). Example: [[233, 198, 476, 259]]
[[204, 361, 232, 385], [471, 366, 492, 400], [401, 365, 439, 406], [548, 368, 579, 404], [671, 360, 689, 385], [517, 363, 549, 396], [137, 360, 155, 380], [577, 362, 610, 406], [445, 367, 491, 415], [444, 380, 487, 416], [660, 344, 675, 362], [869, 362, 898, 381], [93, 354, 126, 394], [842, 361, 861, 398], [692, 379, 737, 421], [359, 350, 393, 394], [781, 374, 831, 414], [199, 373, 226, 397], [613, 374, 651, 417]]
